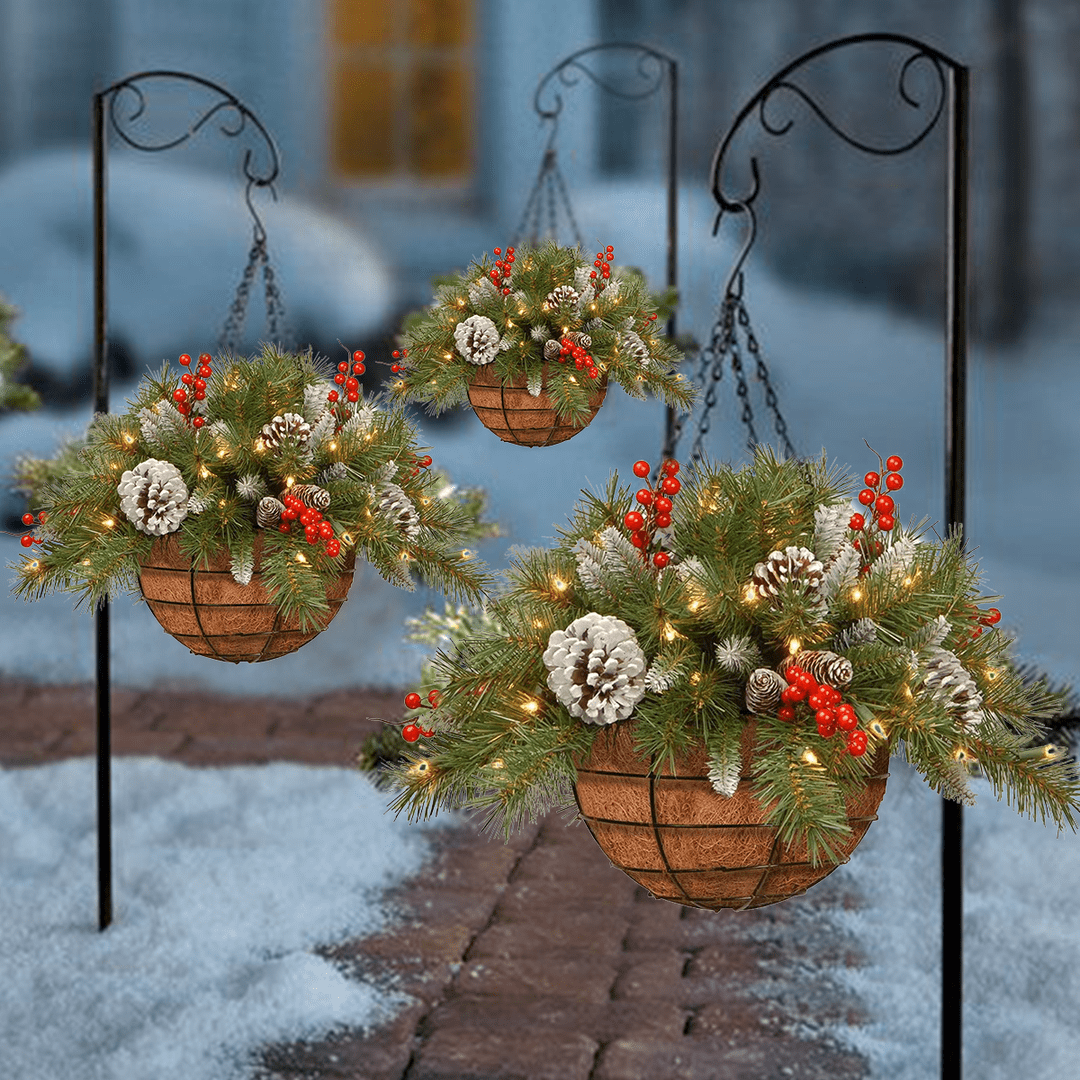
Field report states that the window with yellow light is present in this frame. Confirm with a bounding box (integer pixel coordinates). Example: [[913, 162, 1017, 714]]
[[329, 0, 475, 181]]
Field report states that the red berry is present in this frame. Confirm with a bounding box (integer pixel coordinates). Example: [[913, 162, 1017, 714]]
[[404, 692, 423, 709], [858, 489, 875, 506], [493, 247, 501, 255], [808, 691, 826, 711], [784, 665, 804, 683], [390, 364, 400, 373], [338, 361, 349, 372], [334, 373, 346, 385], [875, 494, 894, 514], [419, 727, 435, 738], [278, 523, 291, 533], [865, 471, 881, 488], [636, 489, 653, 506], [198, 353, 211, 364], [654, 496, 673, 513], [877, 513, 895, 531], [507, 247, 515, 255], [654, 513, 672, 528], [21, 513, 34, 526], [847, 736, 868, 757], [587, 367, 599, 379], [653, 551, 671, 568], [192, 416, 205, 429], [20, 534, 34, 547], [401, 723, 422, 743], [624, 511, 644, 531], [777, 705, 797, 723], [347, 391, 359, 402], [428, 689, 441, 706], [886, 455, 903, 472], [502, 287, 511, 295], [849, 513, 865, 531], [662, 460, 680, 475], [817, 723, 837, 739], [37, 511, 47, 523], [319, 522, 334, 539], [194, 378, 206, 391], [661, 477, 681, 495], [177, 404, 189, 415], [345, 377, 359, 391], [781, 685, 805, 704], [193, 389, 206, 400], [418, 455, 432, 467], [985, 607, 1002, 625], [630, 531, 647, 549], [353, 350, 365, 363], [181, 372, 194, 386], [885, 473, 904, 491], [392, 350, 401, 358], [796, 671, 817, 691], [172, 388, 187, 402], [632, 460, 651, 477], [197, 365, 212, 378], [353, 363, 366, 375], [326, 540, 341, 557], [178, 354, 191, 365], [590, 270, 598, 279], [327, 390, 339, 403], [815, 707, 835, 726], [837, 710, 859, 732]]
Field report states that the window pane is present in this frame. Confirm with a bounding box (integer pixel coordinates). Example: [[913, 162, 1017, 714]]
[[409, 0, 472, 46], [333, 65, 396, 176], [335, 0, 394, 46], [408, 63, 470, 175]]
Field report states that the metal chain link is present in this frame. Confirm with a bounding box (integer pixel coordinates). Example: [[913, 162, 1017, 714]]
[[512, 146, 584, 250], [218, 230, 292, 354], [676, 278, 795, 463]]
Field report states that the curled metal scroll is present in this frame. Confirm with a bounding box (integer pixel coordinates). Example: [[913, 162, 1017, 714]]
[[515, 43, 676, 249], [103, 70, 280, 247], [709, 33, 951, 296]]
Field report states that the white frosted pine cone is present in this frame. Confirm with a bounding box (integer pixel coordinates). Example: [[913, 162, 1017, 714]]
[[290, 483, 331, 511], [618, 330, 651, 366], [786, 649, 853, 688], [379, 482, 421, 540], [542, 612, 646, 725], [919, 647, 985, 730], [117, 458, 189, 535], [545, 284, 580, 309], [543, 337, 562, 361], [745, 667, 787, 713], [750, 546, 824, 604], [259, 412, 311, 451], [256, 496, 285, 528], [454, 314, 502, 365]]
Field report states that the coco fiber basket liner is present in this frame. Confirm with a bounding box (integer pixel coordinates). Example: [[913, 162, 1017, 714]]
[[573, 719, 890, 910], [467, 363, 607, 446], [138, 534, 356, 663]]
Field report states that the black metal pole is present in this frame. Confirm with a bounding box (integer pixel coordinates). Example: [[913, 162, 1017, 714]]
[[941, 62, 970, 1080], [662, 58, 679, 462], [91, 89, 113, 932]]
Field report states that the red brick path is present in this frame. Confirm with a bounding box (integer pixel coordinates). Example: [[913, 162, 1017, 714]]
[[1, 680, 870, 1080]]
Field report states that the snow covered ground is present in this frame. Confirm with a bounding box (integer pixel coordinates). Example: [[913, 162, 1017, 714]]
[[0, 758, 444, 1080], [3, 183, 1077, 692]]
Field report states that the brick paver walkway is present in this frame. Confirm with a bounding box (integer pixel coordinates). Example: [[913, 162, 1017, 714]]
[[2, 679, 871, 1080]]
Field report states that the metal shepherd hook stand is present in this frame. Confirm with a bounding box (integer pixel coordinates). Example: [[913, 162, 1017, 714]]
[[92, 70, 283, 930], [699, 34, 968, 1080], [514, 43, 680, 459]]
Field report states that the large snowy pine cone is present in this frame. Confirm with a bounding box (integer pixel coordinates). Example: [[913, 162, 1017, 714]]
[[454, 314, 502, 365], [745, 668, 787, 714], [543, 612, 647, 725], [618, 330, 650, 366], [117, 458, 189, 535], [378, 483, 421, 540], [750, 546, 824, 604], [920, 647, 985, 730], [260, 413, 311, 451]]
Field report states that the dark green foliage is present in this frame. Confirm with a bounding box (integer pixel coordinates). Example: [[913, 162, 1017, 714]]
[[385, 448, 1080, 859], [388, 240, 696, 421], [0, 296, 40, 412]]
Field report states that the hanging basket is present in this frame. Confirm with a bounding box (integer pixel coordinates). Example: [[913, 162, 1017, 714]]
[[137, 534, 356, 663], [466, 362, 607, 446], [573, 719, 889, 910]]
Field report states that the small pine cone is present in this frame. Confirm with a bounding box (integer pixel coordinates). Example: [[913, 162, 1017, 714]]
[[920, 647, 985, 730], [750, 546, 824, 605], [543, 338, 562, 361], [745, 667, 787, 714], [453, 314, 502, 365], [566, 331, 591, 349], [545, 284, 580, 309], [619, 330, 650, 366], [259, 413, 311, 451], [379, 483, 421, 540], [256, 496, 285, 528], [290, 484, 331, 511], [788, 650, 853, 688]]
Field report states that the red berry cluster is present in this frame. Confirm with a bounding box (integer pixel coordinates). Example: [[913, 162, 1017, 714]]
[[489, 246, 515, 296], [968, 604, 1002, 639], [172, 353, 213, 428], [19, 510, 46, 548], [557, 336, 600, 379], [590, 245, 614, 290], [331, 350, 366, 404], [389, 347, 410, 374], [622, 458, 681, 569], [408, 452, 433, 478], [401, 689, 439, 742], [851, 454, 904, 535], [278, 491, 341, 557], [779, 664, 868, 756]]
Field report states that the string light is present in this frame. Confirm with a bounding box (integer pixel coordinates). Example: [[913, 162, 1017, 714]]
[[285, 476, 295, 487], [101, 517, 115, 529], [295, 552, 306, 563], [788, 638, 801, 654], [521, 699, 539, 714], [743, 584, 758, 603], [551, 577, 568, 592], [850, 588, 863, 601], [689, 672, 702, 685], [328, 441, 338, 452], [663, 622, 679, 642], [122, 434, 135, 446], [254, 439, 266, 453], [216, 449, 226, 458], [802, 750, 820, 766]]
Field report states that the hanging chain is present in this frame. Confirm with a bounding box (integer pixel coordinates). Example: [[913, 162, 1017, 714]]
[[677, 276, 795, 463], [218, 221, 292, 354], [513, 146, 584, 250]]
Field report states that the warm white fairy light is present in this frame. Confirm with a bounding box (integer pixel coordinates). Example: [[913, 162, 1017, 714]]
[[295, 552, 306, 563], [802, 750, 819, 766], [521, 699, 539, 714], [551, 576, 568, 592], [788, 638, 801, 654], [850, 588, 863, 601], [102, 517, 115, 529], [743, 584, 757, 604], [285, 476, 295, 487], [122, 433, 135, 446]]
